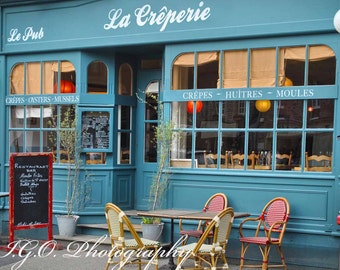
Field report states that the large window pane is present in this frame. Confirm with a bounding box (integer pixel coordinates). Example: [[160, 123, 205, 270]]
[[118, 63, 132, 95], [172, 53, 194, 90], [276, 132, 302, 169], [145, 123, 157, 162], [197, 52, 219, 89], [250, 48, 278, 87], [223, 50, 248, 88], [222, 101, 245, 128], [307, 99, 334, 128], [277, 100, 303, 128], [87, 61, 108, 94], [118, 132, 130, 164], [26, 131, 40, 152], [197, 101, 217, 128], [249, 100, 274, 128]]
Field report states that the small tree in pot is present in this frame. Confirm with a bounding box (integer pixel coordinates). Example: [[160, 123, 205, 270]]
[[138, 92, 179, 241], [50, 107, 92, 237]]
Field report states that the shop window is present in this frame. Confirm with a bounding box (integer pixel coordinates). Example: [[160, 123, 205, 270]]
[[10, 61, 75, 94], [169, 44, 335, 172], [118, 63, 132, 96], [172, 45, 335, 90], [9, 104, 77, 163], [9, 60, 77, 163], [117, 106, 132, 164], [87, 61, 108, 94], [171, 99, 334, 172]]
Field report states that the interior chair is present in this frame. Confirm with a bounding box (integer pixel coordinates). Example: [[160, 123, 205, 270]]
[[305, 152, 332, 172], [204, 152, 228, 168], [231, 151, 255, 169], [105, 203, 160, 270], [239, 197, 290, 270], [179, 193, 228, 245], [275, 151, 292, 169], [177, 207, 234, 269]]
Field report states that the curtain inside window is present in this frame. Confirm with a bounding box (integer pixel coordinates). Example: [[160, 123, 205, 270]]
[[172, 45, 335, 90], [15, 107, 52, 118], [284, 45, 335, 61], [222, 50, 248, 88]]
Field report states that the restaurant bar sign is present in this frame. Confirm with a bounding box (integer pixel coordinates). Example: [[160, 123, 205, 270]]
[[9, 153, 53, 243]]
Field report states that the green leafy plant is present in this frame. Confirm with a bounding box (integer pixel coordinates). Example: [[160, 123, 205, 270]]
[[137, 91, 181, 224], [49, 106, 92, 216], [141, 216, 162, 224]]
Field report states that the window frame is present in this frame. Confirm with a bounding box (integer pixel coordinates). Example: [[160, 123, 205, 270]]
[[165, 39, 337, 172]]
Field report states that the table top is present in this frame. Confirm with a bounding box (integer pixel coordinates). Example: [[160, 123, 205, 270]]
[[137, 209, 249, 220], [137, 209, 198, 219], [177, 211, 249, 220], [0, 192, 9, 198]]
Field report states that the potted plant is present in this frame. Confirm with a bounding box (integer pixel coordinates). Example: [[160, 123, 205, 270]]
[[50, 107, 92, 237]]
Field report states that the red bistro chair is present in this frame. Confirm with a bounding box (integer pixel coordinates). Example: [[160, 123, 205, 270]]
[[179, 193, 228, 245], [239, 197, 290, 270]]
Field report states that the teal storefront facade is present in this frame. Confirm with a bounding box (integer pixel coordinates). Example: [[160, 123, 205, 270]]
[[0, 0, 340, 268]]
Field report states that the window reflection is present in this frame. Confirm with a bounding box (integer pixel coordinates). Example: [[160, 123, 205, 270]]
[[307, 99, 334, 128], [277, 100, 303, 128]]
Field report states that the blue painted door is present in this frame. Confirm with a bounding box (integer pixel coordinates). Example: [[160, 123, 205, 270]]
[[135, 69, 162, 209]]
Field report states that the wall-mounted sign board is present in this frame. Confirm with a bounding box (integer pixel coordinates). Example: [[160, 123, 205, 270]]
[[9, 152, 53, 243], [80, 108, 113, 152]]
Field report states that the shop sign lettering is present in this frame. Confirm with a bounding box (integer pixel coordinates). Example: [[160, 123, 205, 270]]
[[104, 1, 211, 32], [5, 95, 80, 105], [181, 88, 315, 101], [7, 27, 44, 43]]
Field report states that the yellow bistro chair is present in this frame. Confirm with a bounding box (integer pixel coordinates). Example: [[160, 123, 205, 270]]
[[177, 207, 235, 269], [105, 203, 160, 270]]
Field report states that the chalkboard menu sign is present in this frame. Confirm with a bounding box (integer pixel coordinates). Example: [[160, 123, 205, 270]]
[[81, 110, 111, 151], [9, 153, 53, 242]]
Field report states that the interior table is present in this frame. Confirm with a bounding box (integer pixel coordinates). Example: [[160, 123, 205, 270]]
[[137, 209, 250, 270]]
